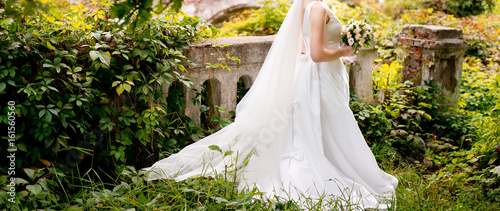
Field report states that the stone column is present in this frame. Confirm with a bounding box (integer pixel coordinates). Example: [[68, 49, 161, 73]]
[[347, 47, 378, 104], [393, 25, 468, 106]]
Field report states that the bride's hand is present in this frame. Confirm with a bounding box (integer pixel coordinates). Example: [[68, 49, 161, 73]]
[[340, 45, 355, 57], [341, 57, 356, 64]]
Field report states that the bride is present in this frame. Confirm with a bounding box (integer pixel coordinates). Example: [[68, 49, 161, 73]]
[[143, 0, 398, 209]]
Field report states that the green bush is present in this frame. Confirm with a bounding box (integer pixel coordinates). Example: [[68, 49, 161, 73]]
[[351, 80, 475, 162], [217, 0, 290, 37], [445, 0, 496, 17], [0, 2, 217, 209]]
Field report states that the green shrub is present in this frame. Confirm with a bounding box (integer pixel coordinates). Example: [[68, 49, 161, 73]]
[[0, 2, 217, 209], [351, 78, 477, 164], [217, 0, 290, 37], [445, 0, 496, 17]]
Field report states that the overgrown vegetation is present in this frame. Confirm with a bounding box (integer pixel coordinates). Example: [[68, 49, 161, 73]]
[[1, 0, 500, 210], [0, 0, 218, 209]]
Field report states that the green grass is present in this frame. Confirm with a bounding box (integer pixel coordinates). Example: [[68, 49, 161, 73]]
[[60, 166, 388, 210], [392, 165, 499, 211], [23, 160, 491, 211]]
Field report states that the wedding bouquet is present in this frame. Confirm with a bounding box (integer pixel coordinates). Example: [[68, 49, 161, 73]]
[[341, 19, 373, 54]]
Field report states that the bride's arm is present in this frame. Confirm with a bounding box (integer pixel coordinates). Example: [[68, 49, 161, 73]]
[[309, 4, 355, 63]]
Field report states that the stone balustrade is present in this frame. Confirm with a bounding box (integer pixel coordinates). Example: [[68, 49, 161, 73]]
[[169, 24, 467, 122], [172, 36, 377, 122]]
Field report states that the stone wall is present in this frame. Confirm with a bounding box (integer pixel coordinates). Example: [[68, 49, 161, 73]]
[[178, 36, 377, 122]]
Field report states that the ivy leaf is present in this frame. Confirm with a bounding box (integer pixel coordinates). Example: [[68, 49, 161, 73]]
[[136, 130, 146, 139], [24, 168, 36, 180], [491, 165, 500, 177], [116, 84, 124, 95], [138, 50, 148, 60], [123, 83, 132, 92], [17, 143, 27, 152], [48, 109, 58, 116], [43, 63, 53, 68], [112, 81, 121, 87], [123, 65, 134, 71], [0, 82, 6, 92], [98, 51, 111, 68], [132, 49, 140, 58], [39, 109, 46, 119], [94, 43, 103, 49], [45, 112, 52, 122], [89, 51, 99, 61], [45, 138, 54, 149], [15, 178, 29, 185], [26, 184, 42, 195]]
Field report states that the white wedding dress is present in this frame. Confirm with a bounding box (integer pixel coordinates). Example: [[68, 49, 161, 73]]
[[144, 0, 397, 209]]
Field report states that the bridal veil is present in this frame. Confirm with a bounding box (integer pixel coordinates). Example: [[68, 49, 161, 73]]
[[143, 0, 305, 191]]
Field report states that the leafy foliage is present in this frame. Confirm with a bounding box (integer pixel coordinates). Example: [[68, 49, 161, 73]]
[[444, 0, 496, 17], [4, 0, 187, 29], [2, 0, 500, 210], [0, 1, 218, 209], [217, 0, 290, 37]]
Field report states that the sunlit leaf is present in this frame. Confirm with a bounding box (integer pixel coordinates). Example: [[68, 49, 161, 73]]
[[89, 51, 99, 61], [98, 51, 111, 68]]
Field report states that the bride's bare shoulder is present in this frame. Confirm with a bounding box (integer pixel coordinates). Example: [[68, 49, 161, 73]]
[[303, 0, 327, 12]]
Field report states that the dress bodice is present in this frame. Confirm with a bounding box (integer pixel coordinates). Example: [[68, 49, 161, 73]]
[[302, 1, 342, 52]]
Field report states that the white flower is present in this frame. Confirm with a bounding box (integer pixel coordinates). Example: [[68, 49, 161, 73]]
[[363, 24, 372, 31], [363, 32, 368, 38], [348, 38, 355, 46], [355, 33, 361, 40], [359, 38, 366, 45], [354, 27, 362, 34], [348, 25, 354, 30], [347, 32, 352, 38]]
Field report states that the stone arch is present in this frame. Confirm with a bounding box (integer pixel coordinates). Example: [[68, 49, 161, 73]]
[[165, 80, 186, 114], [208, 4, 261, 27], [200, 78, 222, 128], [236, 75, 253, 103]]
